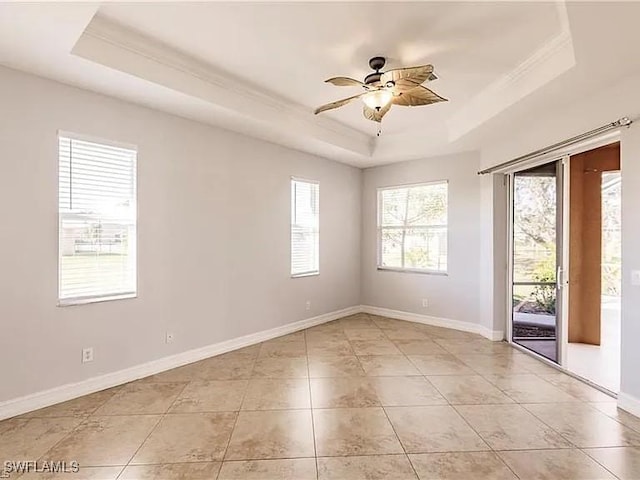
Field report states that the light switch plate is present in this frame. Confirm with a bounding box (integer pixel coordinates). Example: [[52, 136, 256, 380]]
[[632, 270, 640, 286]]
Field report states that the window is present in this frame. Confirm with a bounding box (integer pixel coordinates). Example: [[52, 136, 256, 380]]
[[58, 133, 137, 305], [378, 181, 448, 273], [291, 178, 319, 276]]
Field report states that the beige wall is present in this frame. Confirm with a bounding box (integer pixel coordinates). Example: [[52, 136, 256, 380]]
[[360, 152, 482, 325], [0, 66, 362, 403]]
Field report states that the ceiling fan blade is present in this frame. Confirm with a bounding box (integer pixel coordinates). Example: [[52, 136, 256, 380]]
[[381, 65, 436, 89], [392, 85, 447, 107], [363, 103, 391, 123], [314, 93, 364, 114], [325, 77, 369, 89]]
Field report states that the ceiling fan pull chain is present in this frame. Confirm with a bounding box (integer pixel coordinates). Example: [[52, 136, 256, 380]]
[[377, 125, 382, 137]]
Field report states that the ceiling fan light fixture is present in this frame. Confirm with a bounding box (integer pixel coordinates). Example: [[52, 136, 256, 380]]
[[362, 90, 393, 111]]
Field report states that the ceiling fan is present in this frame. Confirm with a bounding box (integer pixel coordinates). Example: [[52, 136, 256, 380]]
[[314, 56, 447, 129]]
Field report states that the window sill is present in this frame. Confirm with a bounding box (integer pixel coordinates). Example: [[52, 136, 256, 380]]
[[58, 292, 137, 307], [291, 271, 319, 279], [377, 267, 448, 276]]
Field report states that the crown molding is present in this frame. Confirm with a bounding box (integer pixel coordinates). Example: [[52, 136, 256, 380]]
[[447, 2, 575, 142], [73, 15, 373, 161]]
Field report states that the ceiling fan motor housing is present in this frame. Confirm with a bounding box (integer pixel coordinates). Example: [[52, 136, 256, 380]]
[[368, 56, 386, 71], [365, 57, 395, 88]]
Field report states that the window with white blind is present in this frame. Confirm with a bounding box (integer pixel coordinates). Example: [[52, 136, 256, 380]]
[[378, 181, 448, 273], [291, 178, 319, 277], [58, 133, 137, 305]]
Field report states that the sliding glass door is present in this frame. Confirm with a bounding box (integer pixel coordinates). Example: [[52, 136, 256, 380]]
[[510, 160, 564, 362]]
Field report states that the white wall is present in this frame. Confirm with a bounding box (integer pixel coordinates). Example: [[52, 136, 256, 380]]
[[479, 69, 640, 410], [0, 66, 361, 403], [360, 152, 482, 326]]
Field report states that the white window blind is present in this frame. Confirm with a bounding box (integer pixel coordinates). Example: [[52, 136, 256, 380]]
[[58, 134, 137, 304], [291, 178, 319, 276], [378, 181, 448, 273]]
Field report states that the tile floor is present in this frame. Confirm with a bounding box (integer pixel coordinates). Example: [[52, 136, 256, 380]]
[[1, 313, 639, 479]]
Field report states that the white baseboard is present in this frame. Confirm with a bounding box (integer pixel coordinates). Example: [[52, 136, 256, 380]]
[[361, 305, 504, 342], [618, 391, 640, 418], [0, 305, 361, 421]]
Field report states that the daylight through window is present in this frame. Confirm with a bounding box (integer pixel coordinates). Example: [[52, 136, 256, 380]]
[[58, 134, 137, 304], [378, 181, 448, 273]]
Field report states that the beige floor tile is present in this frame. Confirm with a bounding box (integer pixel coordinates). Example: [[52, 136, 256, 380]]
[[407, 355, 475, 375], [131, 412, 236, 464], [455, 354, 528, 376], [590, 402, 640, 433], [169, 380, 248, 413], [427, 375, 515, 405], [218, 458, 317, 480], [392, 339, 449, 355], [118, 462, 220, 479], [10, 317, 637, 480], [242, 379, 311, 410], [344, 328, 387, 341], [45, 415, 161, 466], [538, 374, 614, 402], [524, 403, 640, 448], [455, 404, 571, 450], [498, 449, 616, 480], [305, 331, 348, 344], [19, 388, 120, 418], [423, 327, 479, 341], [338, 316, 378, 329], [510, 353, 559, 374], [17, 466, 123, 479], [0, 417, 83, 460], [225, 410, 315, 460], [370, 316, 411, 329], [484, 374, 581, 403], [308, 355, 366, 378], [222, 344, 262, 358], [93, 382, 186, 415], [409, 452, 517, 480], [305, 321, 344, 334], [371, 376, 447, 406], [584, 446, 640, 480], [359, 355, 421, 376], [318, 455, 418, 480], [146, 356, 254, 382], [386, 406, 488, 453], [307, 339, 355, 356], [258, 341, 307, 358], [251, 356, 308, 378], [313, 407, 403, 456], [268, 331, 306, 343], [382, 327, 433, 341], [310, 377, 379, 408], [350, 340, 407, 356], [142, 363, 203, 383], [435, 339, 512, 355], [195, 356, 258, 380]]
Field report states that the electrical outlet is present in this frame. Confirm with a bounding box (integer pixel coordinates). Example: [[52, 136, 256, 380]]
[[82, 347, 94, 363], [305, 300, 311, 311], [422, 298, 429, 308], [165, 332, 175, 344], [632, 270, 640, 286]]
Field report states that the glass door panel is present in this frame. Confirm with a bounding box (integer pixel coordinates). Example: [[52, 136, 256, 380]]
[[512, 161, 562, 362]]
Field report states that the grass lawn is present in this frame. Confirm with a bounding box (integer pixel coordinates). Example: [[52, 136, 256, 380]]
[[60, 254, 135, 297]]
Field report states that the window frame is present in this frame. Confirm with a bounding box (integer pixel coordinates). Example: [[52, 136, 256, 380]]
[[376, 180, 449, 275], [290, 176, 320, 278], [57, 130, 138, 307]]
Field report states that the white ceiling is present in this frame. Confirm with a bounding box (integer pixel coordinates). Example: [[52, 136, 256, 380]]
[[1, 2, 640, 167]]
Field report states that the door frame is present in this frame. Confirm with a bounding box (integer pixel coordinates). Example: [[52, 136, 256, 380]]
[[506, 157, 568, 365], [503, 132, 622, 375]]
